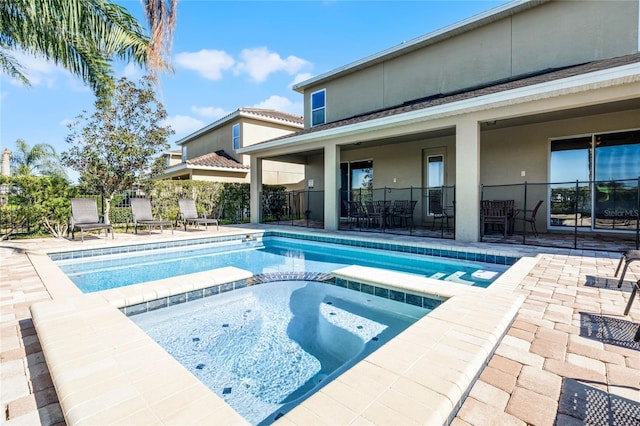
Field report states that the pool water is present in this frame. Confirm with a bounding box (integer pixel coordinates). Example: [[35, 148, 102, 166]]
[[130, 280, 429, 425], [55, 236, 508, 293]]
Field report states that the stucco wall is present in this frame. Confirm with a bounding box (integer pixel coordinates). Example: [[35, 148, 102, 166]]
[[262, 159, 304, 186], [183, 122, 234, 160], [303, 0, 639, 127]]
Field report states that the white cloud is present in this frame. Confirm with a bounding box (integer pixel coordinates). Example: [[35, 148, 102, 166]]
[[174, 50, 235, 80], [8, 51, 65, 87], [253, 95, 303, 116], [290, 73, 314, 88], [163, 115, 205, 135], [121, 63, 143, 80], [235, 47, 310, 82], [191, 105, 229, 119]]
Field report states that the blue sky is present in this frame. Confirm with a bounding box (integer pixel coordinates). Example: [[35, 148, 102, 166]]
[[1, 0, 509, 179]]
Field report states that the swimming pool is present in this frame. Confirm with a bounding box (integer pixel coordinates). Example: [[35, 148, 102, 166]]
[[53, 235, 510, 292], [131, 279, 430, 425]]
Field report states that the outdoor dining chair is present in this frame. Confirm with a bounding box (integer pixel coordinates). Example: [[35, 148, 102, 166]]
[[69, 198, 114, 242], [130, 198, 173, 235]]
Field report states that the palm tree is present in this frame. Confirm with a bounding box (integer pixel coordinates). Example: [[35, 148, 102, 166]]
[[11, 139, 67, 178], [0, 0, 177, 99]]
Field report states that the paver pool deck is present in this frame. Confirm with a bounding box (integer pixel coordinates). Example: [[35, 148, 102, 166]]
[[1, 225, 638, 425]]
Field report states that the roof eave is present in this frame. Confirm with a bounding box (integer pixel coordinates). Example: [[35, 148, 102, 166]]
[[243, 62, 640, 154], [293, 0, 546, 93], [176, 110, 303, 145]]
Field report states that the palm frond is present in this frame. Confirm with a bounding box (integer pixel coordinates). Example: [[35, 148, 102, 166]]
[[0, 0, 176, 98]]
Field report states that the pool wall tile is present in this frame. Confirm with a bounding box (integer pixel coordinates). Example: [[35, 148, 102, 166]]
[[169, 294, 186, 306], [204, 286, 220, 297], [406, 294, 422, 307], [335, 278, 348, 288], [187, 290, 203, 301], [219, 283, 234, 293], [375, 287, 389, 298], [147, 299, 167, 312], [361, 284, 374, 295], [126, 302, 147, 316], [389, 290, 405, 303]]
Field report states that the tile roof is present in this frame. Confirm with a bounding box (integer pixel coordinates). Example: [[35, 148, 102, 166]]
[[186, 150, 249, 170], [238, 108, 303, 125], [266, 53, 640, 144]]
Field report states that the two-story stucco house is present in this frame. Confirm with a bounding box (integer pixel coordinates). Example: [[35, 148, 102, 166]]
[[159, 108, 305, 189], [240, 0, 640, 242]]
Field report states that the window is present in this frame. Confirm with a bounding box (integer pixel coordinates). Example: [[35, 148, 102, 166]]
[[549, 130, 640, 231], [426, 155, 444, 215], [181, 146, 187, 162], [311, 89, 326, 126], [232, 124, 240, 150]]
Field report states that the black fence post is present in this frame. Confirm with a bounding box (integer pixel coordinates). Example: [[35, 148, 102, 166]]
[[480, 184, 484, 242], [410, 186, 414, 236], [636, 176, 639, 250], [522, 181, 528, 245], [452, 184, 456, 239], [573, 180, 579, 250]]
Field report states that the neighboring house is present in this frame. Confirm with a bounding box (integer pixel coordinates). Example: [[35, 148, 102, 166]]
[[240, 0, 640, 241], [159, 108, 305, 188]]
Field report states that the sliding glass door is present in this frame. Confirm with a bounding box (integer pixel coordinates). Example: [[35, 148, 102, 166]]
[[549, 130, 640, 231]]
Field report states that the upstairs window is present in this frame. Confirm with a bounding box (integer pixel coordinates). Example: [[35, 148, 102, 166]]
[[181, 146, 187, 162], [232, 124, 240, 150], [311, 89, 326, 126]]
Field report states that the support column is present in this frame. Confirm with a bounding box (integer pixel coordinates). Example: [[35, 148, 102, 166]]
[[249, 156, 263, 224], [455, 118, 481, 241], [324, 144, 340, 230]]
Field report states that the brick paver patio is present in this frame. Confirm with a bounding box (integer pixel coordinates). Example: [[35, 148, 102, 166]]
[[1, 228, 638, 425]]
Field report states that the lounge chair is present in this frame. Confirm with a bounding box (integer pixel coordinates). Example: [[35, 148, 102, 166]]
[[178, 199, 219, 231], [130, 198, 173, 235], [70, 198, 114, 242]]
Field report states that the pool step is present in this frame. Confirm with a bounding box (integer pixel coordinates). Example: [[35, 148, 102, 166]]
[[248, 272, 335, 286]]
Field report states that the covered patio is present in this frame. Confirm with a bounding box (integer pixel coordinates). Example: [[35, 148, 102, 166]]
[[241, 54, 640, 250]]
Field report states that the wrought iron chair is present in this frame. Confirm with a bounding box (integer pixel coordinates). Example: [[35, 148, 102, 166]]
[[515, 199, 544, 237]]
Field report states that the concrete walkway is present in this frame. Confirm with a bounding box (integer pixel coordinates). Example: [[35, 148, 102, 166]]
[[1, 228, 638, 425]]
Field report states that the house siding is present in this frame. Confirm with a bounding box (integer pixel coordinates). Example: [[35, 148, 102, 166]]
[[302, 0, 639, 127]]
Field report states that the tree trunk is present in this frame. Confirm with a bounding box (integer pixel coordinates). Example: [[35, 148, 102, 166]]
[[104, 195, 113, 225]]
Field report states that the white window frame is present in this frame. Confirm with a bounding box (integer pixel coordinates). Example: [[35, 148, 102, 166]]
[[310, 89, 326, 127], [232, 123, 240, 150]]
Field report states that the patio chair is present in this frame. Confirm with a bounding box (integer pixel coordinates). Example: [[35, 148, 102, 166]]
[[481, 200, 511, 237], [130, 198, 173, 235], [430, 198, 452, 231], [178, 199, 219, 231], [69, 198, 114, 242], [347, 200, 367, 227], [615, 250, 640, 288], [393, 200, 418, 229], [514, 199, 543, 237]]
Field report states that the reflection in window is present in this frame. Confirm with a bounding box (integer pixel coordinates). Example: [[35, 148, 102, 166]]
[[232, 124, 240, 150], [311, 89, 326, 127], [427, 155, 444, 215], [549, 130, 639, 231]]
